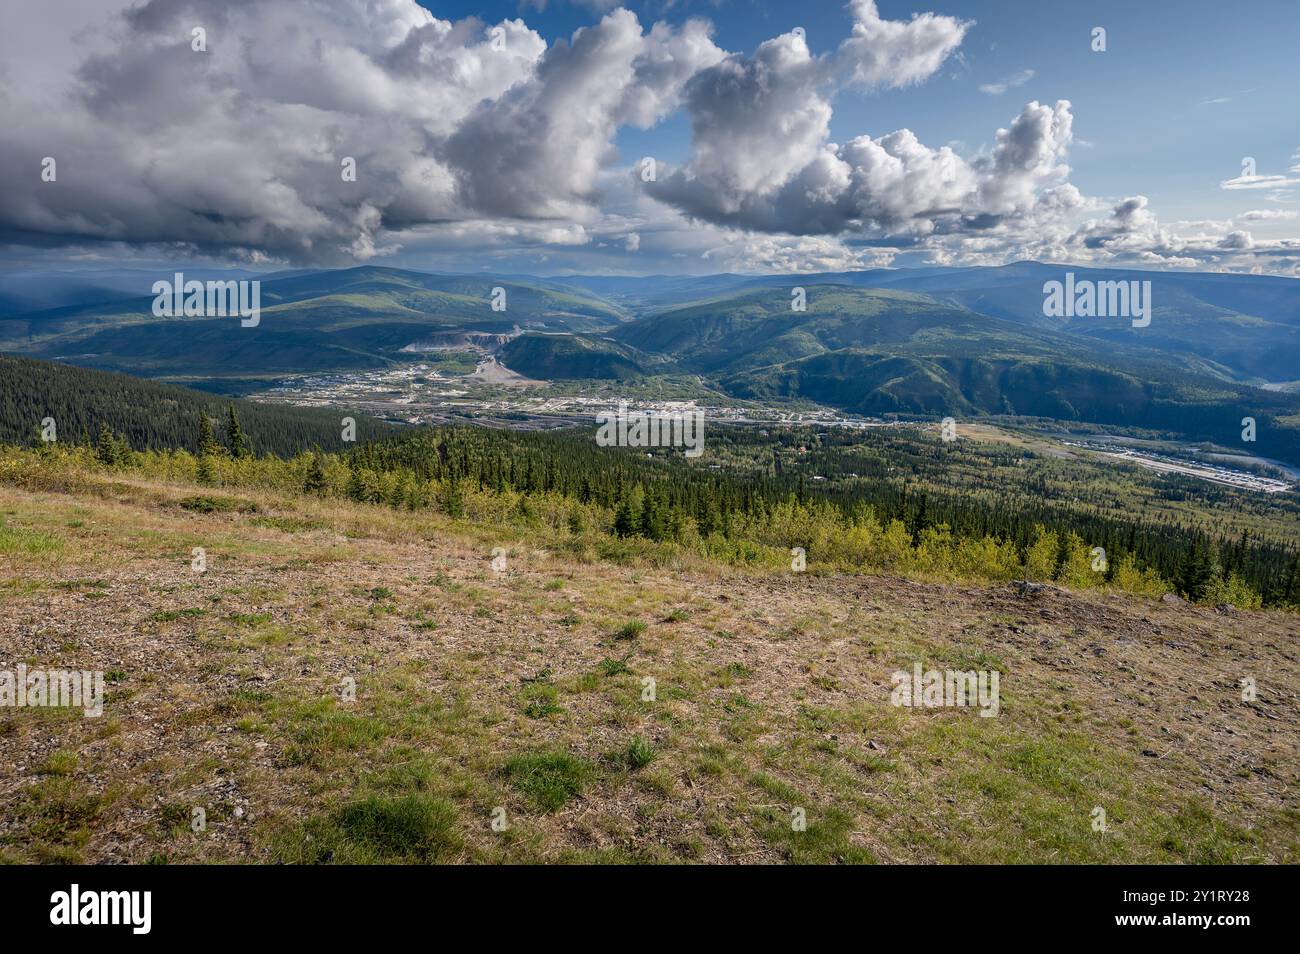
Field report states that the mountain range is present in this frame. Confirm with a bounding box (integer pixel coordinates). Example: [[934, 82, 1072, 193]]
[[2, 261, 1298, 463]]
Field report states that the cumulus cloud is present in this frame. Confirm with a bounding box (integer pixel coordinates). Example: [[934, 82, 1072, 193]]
[[701, 233, 897, 273], [447, 10, 723, 221], [836, 0, 971, 89], [1, 0, 552, 261], [0, 0, 1296, 276], [0, 0, 719, 263], [645, 93, 1075, 238]]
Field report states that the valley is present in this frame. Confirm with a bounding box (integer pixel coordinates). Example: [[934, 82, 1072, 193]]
[[246, 355, 1297, 500], [6, 263, 1300, 470]]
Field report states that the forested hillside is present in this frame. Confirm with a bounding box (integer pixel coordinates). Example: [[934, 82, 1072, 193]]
[[0, 354, 393, 456], [0, 267, 626, 378], [348, 427, 1299, 609], [3, 354, 1296, 608], [497, 333, 652, 380], [612, 284, 1300, 467]]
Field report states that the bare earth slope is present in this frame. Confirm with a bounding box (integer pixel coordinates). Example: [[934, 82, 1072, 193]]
[[1, 471, 1296, 864]]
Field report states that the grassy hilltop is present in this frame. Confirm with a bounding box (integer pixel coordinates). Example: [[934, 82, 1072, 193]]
[[1, 444, 1296, 864]]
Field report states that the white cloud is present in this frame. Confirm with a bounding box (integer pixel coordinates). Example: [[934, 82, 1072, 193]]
[[837, 0, 972, 89], [1221, 174, 1300, 190], [979, 68, 1035, 96], [1237, 209, 1298, 222], [0, 0, 1295, 277], [701, 233, 897, 273], [0, 0, 722, 263], [645, 96, 1075, 239]]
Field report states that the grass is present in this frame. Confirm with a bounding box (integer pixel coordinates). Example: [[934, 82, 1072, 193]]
[[1, 451, 1296, 865], [619, 736, 656, 770], [251, 515, 326, 533], [614, 620, 646, 640], [503, 750, 595, 812], [762, 805, 875, 865], [10, 776, 106, 863], [0, 518, 62, 557], [599, 657, 632, 677], [40, 749, 78, 776], [521, 684, 562, 719], [279, 793, 461, 863], [151, 607, 207, 622], [177, 494, 258, 514]]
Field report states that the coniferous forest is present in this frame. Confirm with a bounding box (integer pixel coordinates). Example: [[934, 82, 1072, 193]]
[[0, 354, 389, 456], [347, 426, 1300, 609], [3, 350, 1295, 608]]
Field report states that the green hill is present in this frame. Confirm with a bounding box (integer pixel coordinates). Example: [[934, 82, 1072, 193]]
[[0, 353, 395, 456], [0, 267, 627, 379], [498, 333, 653, 380], [615, 283, 1300, 466]]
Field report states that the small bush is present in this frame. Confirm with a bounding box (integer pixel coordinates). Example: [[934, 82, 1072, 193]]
[[177, 495, 257, 514], [614, 620, 646, 640]]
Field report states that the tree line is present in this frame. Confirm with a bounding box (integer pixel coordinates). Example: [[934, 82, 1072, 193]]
[[0, 353, 391, 457]]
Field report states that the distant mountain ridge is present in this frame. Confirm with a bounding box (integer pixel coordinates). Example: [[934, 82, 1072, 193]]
[[563, 262, 1300, 383], [0, 266, 626, 378], [3, 261, 1298, 463]]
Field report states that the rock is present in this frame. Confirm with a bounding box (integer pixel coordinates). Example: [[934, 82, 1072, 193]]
[[1161, 593, 1184, 604], [1012, 580, 1051, 597]]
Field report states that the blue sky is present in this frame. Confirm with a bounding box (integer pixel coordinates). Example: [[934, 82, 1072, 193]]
[[432, 0, 1300, 228], [2, 0, 1298, 276]]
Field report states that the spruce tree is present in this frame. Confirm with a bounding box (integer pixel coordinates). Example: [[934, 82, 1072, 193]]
[[346, 462, 367, 503], [442, 479, 465, 518], [1283, 552, 1299, 607], [226, 404, 249, 458], [197, 411, 220, 457], [640, 488, 667, 541], [303, 452, 328, 496], [1177, 537, 1216, 602], [614, 485, 645, 537], [196, 451, 216, 487], [96, 424, 117, 466]]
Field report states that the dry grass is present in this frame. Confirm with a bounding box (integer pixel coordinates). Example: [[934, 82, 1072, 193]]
[[0, 470, 1296, 864]]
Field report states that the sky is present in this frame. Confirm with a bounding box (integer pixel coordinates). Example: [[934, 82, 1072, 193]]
[[1, 0, 1298, 277]]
